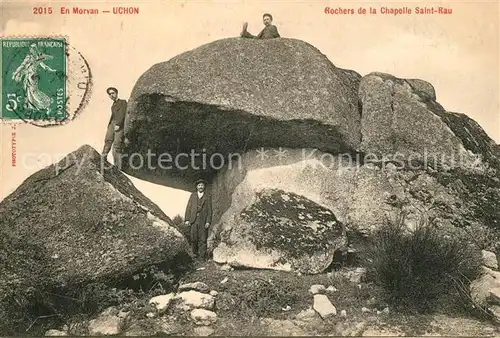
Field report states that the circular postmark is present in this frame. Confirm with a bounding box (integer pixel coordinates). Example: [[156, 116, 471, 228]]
[[0, 37, 92, 127]]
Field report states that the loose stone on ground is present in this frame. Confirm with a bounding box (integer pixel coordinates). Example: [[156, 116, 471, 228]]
[[193, 326, 215, 336], [176, 290, 215, 310], [87, 307, 122, 336], [309, 284, 326, 294], [313, 294, 337, 319], [191, 309, 218, 326], [45, 329, 68, 336], [260, 318, 308, 336], [482, 250, 498, 269], [178, 281, 210, 293], [149, 293, 175, 312], [295, 308, 319, 322]]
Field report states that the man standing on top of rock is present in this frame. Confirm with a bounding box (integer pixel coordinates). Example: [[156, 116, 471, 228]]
[[184, 179, 213, 262], [102, 87, 127, 167], [240, 13, 280, 39]]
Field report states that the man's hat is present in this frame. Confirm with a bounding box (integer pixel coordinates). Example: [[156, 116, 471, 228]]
[[194, 178, 208, 186]]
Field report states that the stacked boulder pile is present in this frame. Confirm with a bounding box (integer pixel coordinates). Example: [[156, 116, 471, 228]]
[[122, 37, 500, 275]]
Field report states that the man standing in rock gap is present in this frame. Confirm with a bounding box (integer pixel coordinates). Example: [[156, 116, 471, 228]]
[[102, 87, 127, 168], [184, 178, 213, 262], [240, 13, 281, 39]]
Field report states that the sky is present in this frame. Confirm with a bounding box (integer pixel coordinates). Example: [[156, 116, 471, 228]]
[[1, 0, 499, 218]]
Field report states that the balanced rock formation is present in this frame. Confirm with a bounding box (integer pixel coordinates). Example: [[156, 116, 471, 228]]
[[0, 145, 191, 331], [213, 189, 347, 274], [123, 37, 362, 190], [120, 37, 500, 273]]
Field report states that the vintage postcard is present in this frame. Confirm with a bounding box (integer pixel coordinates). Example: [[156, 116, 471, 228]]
[[1, 0, 499, 336]]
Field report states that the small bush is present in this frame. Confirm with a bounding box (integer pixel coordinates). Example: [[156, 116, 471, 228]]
[[171, 214, 190, 240], [171, 214, 184, 227], [367, 215, 482, 313]]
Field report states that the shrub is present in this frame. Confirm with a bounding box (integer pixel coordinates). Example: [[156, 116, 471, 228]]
[[171, 214, 184, 227], [366, 214, 482, 313], [171, 214, 190, 240]]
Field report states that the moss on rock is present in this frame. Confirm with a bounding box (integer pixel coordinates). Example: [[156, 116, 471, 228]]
[[213, 189, 347, 274]]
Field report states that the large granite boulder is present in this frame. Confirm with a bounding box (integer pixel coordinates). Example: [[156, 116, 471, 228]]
[[210, 149, 397, 240], [210, 149, 450, 236], [213, 188, 347, 274], [0, 145, 191, 332], [122, 38, 362, 190], [209, 148, 500, 261], [359, 72, 500, 170]]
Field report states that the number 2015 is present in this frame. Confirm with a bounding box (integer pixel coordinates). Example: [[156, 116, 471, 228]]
[[33, 7, 53, 14]]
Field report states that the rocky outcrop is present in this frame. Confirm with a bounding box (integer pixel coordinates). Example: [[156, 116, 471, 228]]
[[213, 188, 347, 274], [120, 38, 500, 242], [208, 149, 445, 243], [122, 38, 362, 191], [0, 145, 191, 331], [359, 72, 499, 170], [208, 147, 500, 266], [120, 38, 500, 236], [118, 37, 500, 276], [470, 251, 500, 322]]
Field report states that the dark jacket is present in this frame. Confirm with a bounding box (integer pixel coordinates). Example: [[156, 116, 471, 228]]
[[241, 25, 280, 39], [184, 192, 213, 225], [108, 99, 127, 129]]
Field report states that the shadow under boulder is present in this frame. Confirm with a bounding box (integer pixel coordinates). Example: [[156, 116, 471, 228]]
[[122, 37, 362, 191]]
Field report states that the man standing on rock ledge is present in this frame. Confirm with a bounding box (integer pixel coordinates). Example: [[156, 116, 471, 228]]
[[102, 87, 127, 167], [184, 179, 213, 262], [240, 13, 280, 39]]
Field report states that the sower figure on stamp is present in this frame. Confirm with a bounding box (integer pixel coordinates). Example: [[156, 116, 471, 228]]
[[184, 179, 213, 262], [12, 43, 57, 113], [240, 13, 281, 39], [102, 87, 127, 167]]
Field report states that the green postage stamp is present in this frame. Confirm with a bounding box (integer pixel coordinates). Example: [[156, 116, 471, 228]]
[[1, 37, 67, 122]]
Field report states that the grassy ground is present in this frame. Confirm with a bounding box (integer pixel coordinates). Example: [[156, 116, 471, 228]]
[[171, 261, 499, 336], [37, 260, 500, 336]]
